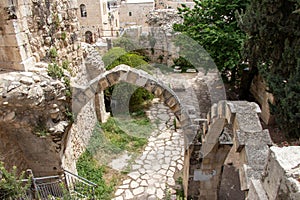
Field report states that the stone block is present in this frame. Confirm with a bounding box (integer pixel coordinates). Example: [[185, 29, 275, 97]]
[[162, 89, 173, 102], [135, 75, 148, 87], [235, 112, 262, 133], [262, 146, 300, 200], [246, 179, 268, 200], [165, 96, 178, 108], [144, 80, 157, 93], [239, 164, 262, 191], [105, 71, 120, 86], [217, 100, 227, 118], [170, 103, 181, 114], [244, 144, 269, 170], [83, 87, 95, 100], [152, 85, 164, 97], [234, 130, 273, 152], [126, 71, 139, 84], [98, 77, 110, 91], [89, 79, 99, 93]]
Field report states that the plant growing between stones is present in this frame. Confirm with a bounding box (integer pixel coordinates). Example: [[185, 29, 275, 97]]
[[61, 31, 67, 41], [49, 47, 58, 60], [48, 63, 64, 79]]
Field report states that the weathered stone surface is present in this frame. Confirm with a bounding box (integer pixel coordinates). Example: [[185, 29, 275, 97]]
[[262, 146, 300, 200], [247, 179, 268, 200]]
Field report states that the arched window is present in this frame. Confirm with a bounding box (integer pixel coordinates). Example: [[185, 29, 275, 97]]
[[85, 31, 93, 44], [129, 12, 132, 16], [80, 4, 87, 17]]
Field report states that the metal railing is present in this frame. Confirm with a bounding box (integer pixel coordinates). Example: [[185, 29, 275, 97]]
[[64, 169, 97, 199], [20, 169, 97, 199]]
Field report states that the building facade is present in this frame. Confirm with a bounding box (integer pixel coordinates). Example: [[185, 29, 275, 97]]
[[119, 0, 154, 29], [77, 0, 119, 43]]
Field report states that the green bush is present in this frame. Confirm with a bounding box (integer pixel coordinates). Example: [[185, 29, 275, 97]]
[[0, 162, 30, 199], [102, 47, 153, 72], [47, 63, 64, 79], [49, 48, 58, 59]]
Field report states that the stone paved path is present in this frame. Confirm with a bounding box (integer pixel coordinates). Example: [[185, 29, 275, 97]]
[[112, 101, 184, 200]]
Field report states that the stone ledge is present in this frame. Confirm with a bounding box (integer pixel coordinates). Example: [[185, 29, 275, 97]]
[[234, 130, 273, 152], [247, 179, 268, 200]]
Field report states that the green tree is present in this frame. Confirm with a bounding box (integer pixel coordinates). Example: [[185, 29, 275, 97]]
[[173, 0, 249, 83], [240, 0, 300, 137], [102, 47, 154, 112]]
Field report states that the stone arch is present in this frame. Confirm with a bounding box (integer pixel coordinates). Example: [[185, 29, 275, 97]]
[[80, 4, 87, 17], [73, 65, 181, 120], [85, 31, 93, 44], [72, 65, 194, 144]]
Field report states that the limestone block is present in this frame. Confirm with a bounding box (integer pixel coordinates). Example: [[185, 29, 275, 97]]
[[263, 146, 300, 200], [83, 87, 95, 100], [161, 89, 173, 102], [152, 85, 164, 97], [244, 144, 269, 170], [106, 71, 120, 86], [89, 79, 99, 93], [234, 130, 273, 152], [135, 75, 148, 87], [239, 164, 262, 191], [98, 76, 110, 91], [246, 179, 268, 200], [235, 112, 262, 133], [144, 80, 157, 93], [165, 96, 178, 109], [126, 71, 139, 84]]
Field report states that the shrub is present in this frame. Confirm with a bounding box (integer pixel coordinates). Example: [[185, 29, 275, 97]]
[[47, 63, 64, 79], [0, 162, 30, 199]]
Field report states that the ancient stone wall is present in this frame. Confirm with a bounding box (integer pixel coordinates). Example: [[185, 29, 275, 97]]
[[250, 75, 274, 125], [0, 71, 71, 176], [247, 146, 300, 200], [0, 0, 83, 71], [144, 9, 182, 65], [62, 44, 108, 172]]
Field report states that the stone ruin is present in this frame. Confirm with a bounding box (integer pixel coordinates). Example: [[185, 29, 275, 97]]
[[186, 100, 300, 199], [0, 1, 299, 199]]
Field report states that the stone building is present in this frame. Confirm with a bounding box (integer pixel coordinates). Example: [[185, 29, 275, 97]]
[[119, 0, 154, 29], [155, 0, 195, 9], [0, 0, 83, 72], [77, 0, 120, 43]]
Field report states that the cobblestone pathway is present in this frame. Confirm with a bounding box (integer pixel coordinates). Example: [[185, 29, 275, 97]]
[[113, 101, 184, 200], [112, 72, 204, 200]]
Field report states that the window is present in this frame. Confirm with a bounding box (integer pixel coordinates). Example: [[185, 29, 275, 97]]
[[103, 3, 107, 15], [80, 4, 87, 17], [129, 12, 132, 16]]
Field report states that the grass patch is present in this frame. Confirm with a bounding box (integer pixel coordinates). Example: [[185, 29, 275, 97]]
[[76, 152, 115, 200], [76, 110, 153, 198], [100, 116, 151, 152]]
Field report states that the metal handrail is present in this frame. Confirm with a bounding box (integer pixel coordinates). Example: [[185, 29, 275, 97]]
[[64, 169, 97, 187], [19, 169, 97, 199]]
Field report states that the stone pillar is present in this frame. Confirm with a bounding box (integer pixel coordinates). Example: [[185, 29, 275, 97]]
[[0, 0, 34, 71], [95, 92, 110, 123]]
